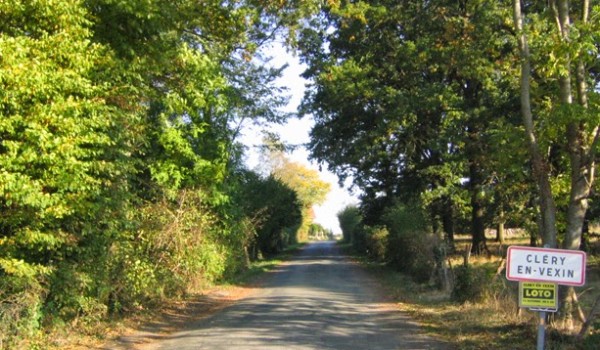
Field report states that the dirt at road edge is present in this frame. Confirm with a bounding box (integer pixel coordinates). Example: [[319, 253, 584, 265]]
[[96, 284, 257, 350]]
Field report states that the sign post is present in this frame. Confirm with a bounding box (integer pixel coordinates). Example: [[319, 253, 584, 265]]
[[506, 246, 586, 350], [537, 311, 546, 350]]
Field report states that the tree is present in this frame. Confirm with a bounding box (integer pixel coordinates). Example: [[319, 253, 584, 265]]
[[512, 0, 600, 328], [273, 160, 331, 242], [299, 0, 523, 253], [337, 205, 362, 244], [0, 0, 136, 336], [300, 0, 457, 225], [261, 137, 331, 242], [337, 205, 365, 251], [308, 223, 329, 240], [552, 0, 599, 252], [512, 0, 600, 249], [236, 170, 302, 257], [1, 0, 324, 343]]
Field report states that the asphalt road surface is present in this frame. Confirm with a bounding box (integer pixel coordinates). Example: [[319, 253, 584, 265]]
[[154, 241, 446, 350]]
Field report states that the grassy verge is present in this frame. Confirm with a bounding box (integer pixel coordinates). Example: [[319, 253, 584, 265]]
[[225, 242, 305, 286], [370, 265, 534, 349], [347, 238, 600, 350]]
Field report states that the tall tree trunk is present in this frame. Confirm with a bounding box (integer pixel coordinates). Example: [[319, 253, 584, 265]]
[[564, 156, 591, 250], [497, 218, 505, 245], [553, 0, 598, 331], [556, 0, 596, 252], [513, 0, 558, 248], [442, 195, 455, 248], [469, 161, 487, 255]]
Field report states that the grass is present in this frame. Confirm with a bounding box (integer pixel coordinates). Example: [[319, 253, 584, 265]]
[[224, 242, 305, 286], [366, 264, 535, 349], [355, 235, 600, 350]]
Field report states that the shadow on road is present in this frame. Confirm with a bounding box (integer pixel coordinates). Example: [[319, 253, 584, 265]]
[[161, 294, 440, 350], [106, 241, 448, 350], [150, 241, 447, 350]]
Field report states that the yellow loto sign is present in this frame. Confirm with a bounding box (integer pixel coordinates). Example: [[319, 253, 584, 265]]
[[519, 282, 558, 312]]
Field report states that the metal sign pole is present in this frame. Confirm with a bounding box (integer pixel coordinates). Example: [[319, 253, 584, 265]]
[[537, 311, 546, 350]]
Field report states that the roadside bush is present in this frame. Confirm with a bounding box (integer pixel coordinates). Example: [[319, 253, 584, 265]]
[[0, 275, 45, 349], [238, 173, 302, 257], [219, 216, 256, 279], [352, 224, 368, 254], [451, 264, 488, 303], [108, 190, 243, 312], [337, 205, 362, 244], [382, 202, 436, 283], [365, 226, 388, 262], [43, 259, 110, 326]]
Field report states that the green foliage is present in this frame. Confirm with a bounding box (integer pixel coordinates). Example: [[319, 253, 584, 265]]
[[0, 0, 133, 343], [382, 202, 436, 284], [0, 272, 45, 348], [351, 224, 368, 255], [264, 142, 331, 242], [1, 0, 317, 346], [299, 0, 529, 253], [450, 265, 488, 304], [364, 226, 388, 262], [308, 223, 326, 240], [237, 171, 302, 257], [337, 205, 362, 244], [107, 189, 251, 312]]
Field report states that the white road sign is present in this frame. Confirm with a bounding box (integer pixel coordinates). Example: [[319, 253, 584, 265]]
[[506, 246, 586, 286]]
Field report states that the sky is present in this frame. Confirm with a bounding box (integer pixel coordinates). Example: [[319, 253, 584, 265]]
[[239, 43, 358, 234]]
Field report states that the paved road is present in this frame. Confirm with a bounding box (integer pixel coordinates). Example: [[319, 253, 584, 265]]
[[154, 241, 446, 350]]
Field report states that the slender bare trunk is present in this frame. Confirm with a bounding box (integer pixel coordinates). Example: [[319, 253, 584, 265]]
[[555, 0, 596, 252], [469, 160, 487, 254], [578, 295, 600, 339], [513, 0, 558, 247], [497, 220, 505, 244], [441, 196, 455, 248], [552, 0, 598, 332]]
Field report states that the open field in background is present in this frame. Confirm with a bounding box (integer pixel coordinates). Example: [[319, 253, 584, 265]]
[[357, 233, 600, 350]]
